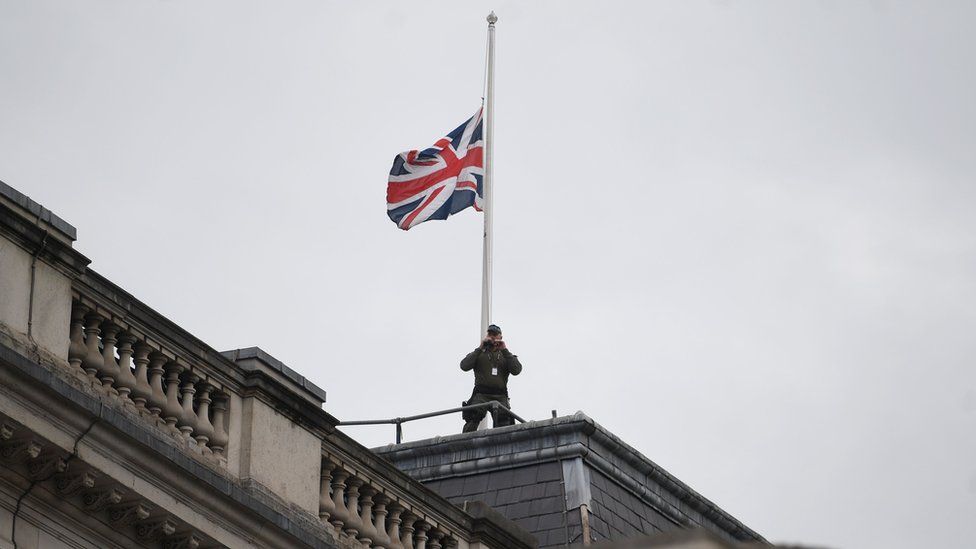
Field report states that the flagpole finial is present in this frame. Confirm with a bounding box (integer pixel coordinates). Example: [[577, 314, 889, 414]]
[[487, 11, 498, 25]]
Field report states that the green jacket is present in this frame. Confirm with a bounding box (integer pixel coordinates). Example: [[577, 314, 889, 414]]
[[460, 344, 523, 395]]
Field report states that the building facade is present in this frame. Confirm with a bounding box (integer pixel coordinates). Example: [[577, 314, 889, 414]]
[[0, 181, 532, 549]]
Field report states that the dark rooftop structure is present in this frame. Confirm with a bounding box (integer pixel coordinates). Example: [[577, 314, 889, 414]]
[[374, 412, 766, 548]]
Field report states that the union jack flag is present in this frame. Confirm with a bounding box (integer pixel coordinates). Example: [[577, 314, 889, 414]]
[[387, 109, 484, 230]]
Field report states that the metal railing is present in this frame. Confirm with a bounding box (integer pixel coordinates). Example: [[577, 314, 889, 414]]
[[337, 401, 527, 444]]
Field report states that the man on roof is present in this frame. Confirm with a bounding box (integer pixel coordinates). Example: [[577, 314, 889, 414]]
[[460, 324, 523, 433]]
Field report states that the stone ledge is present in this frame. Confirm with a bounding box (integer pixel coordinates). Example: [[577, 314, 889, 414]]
[[0, 200, 90, 278], [222, 347, 328, 405], [0, 180, 77, 241]]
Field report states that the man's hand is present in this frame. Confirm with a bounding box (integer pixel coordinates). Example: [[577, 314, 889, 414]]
[[482, 332, 505, 351]]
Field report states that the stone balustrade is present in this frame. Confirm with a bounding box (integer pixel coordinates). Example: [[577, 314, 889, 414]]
[[66, 297, 232, 460], [62, 270, 336, 515], [319, 455, 459, 549]]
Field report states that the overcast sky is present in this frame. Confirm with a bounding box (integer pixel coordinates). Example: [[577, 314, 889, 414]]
[[2, 1, 975, 548]]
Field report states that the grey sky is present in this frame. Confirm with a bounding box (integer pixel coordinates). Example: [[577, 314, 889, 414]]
[[2, 1, 974, 548]]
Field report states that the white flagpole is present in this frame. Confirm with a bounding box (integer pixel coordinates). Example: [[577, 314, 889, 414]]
[[481, 11, 496, 338]]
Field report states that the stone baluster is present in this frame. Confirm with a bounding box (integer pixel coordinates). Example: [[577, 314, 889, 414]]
[[209, 392, 230, 455], [97, 320, 121, 395], [161, 361, 185, 430], [194, 381, 215, 447], [68, 304, 88, 375], [427, 529, 445, 549], [343, 477, 365, 539], [385, 503, 405, 549], [177, 371, 199, 439], [81, 312, 104, 380], [114, 333, 138, 401], [414, 522, 430, 549], [130, 342, 153, 410], [147, 352, 168, 416], [356, 485, 378, 546], [319, 460, 338, 524], [371, 493, 392, 548], [400, 511, 418, 549], [328, 469, 351, 533]]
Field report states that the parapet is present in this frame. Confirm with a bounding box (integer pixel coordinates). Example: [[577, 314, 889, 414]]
[[222, 346, 328, 406], [1, 180, 77, 242]]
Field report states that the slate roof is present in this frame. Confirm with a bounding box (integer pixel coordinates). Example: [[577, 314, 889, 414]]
[[423, 461, 571, 546], [373, 412, 765, 547]]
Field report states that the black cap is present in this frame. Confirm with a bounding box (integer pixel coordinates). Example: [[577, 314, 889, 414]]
[[487, 324, 502, 334]]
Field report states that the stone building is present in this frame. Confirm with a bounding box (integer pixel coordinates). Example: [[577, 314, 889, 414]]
[[0, 181, 533, 548], [0, 181, 767, 548]]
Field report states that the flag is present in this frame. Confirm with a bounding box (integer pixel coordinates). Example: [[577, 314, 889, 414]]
[[387, 109, 484, 230]]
